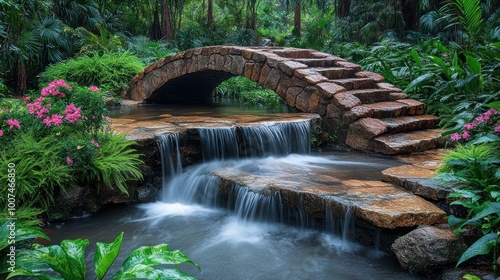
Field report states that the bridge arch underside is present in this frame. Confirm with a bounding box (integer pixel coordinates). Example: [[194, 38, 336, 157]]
[[128, 46, 445, 154], [147, 70, 235, 104]]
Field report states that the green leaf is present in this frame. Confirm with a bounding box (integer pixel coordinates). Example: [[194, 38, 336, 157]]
[[60, 238, 89, 280], [403, 73, 433, 92], [0, 221, 50, 251], [6, 268, 63, 280], [447, 215, 467, 227], [94, 232, 124, 280], [117, 264, 197, 280], [411, 49, 422, 68], [466, 55, 481, 75], [463, 274, 482, 280], [456, 233, 497, 267], [469, 202, 500, 221], [487, 101, 500, 111], [113, 244, 199, 279]]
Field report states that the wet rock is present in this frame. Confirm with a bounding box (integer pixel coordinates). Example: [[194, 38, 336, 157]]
[[440, 269, 498, 280], [381, 165, 454, 200], [48, 185, 100, 220], [391, 226, 468, 274]]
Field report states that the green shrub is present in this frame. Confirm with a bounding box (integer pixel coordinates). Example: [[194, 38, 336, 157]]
[[215, 76, 286, 109], [39, 51, 144, 97], [438, 102, 500, 272]]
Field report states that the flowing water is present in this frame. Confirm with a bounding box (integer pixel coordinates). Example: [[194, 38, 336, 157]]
[[47, 103, 424, 280]]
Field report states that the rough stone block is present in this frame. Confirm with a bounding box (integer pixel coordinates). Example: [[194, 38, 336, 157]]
[[326, 104, 342, 119], [342, 106, 373, 124], [317, 82, 347, 99], [391, 226, 467, 274], [263, 68, 282, 92], [286, 87, 303, 107], [295, 91, 310, 112], [230, 55, 246, 75], [355, 71, 384, 82], [278, 61, 309, 76], [332, 92, 362, 110]]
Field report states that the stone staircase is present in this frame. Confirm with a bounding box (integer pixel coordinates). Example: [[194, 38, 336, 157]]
[[312, 62, 447, 155]]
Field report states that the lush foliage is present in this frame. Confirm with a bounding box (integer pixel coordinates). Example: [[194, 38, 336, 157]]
[[438, 102, 500, 271], [0, 222, 199, 280], [0, 80, 143, 211], [215, 77, 287, 109], [39, 52, 144, 97]]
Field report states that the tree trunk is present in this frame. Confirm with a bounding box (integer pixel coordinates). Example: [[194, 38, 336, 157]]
[[293, 1, 301, 37], [336, 0, 351, 18], [207, 0, 214, 26], [151, 8, 162, 40], [161, 0, 174, 40], [15, 58, 27, 96]]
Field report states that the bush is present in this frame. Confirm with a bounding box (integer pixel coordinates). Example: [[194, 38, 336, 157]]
[[39, 52, 144, 97], [0, 80, 143, 212]]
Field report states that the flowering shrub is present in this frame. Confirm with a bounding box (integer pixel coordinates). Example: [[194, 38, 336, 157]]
[[440, 102, 500, 272], [0, 79, 142, 211], [449, 107, 500, 144]]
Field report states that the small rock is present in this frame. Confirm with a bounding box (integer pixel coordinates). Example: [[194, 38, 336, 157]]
[[391, 226, 468, 274]]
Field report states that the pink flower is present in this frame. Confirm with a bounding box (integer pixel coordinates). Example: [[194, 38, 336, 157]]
[[0, 130, 3, 137], [91, 139, 100, 147], [450, 133, 461, 142], [42, 117, 52, 126], [462, 130, 470, 139], [105, 116, 112, 122], [463, 123, 474, 130], [6, 119, 20, 130], [22, 96, 31, 101], [64, 103, 82, 123], [494, 123, 500, 133], [51, 114, 64, 126], [66, 157, 74, 165], [474, 114, 485, 124], [88, 85, 100, 92]]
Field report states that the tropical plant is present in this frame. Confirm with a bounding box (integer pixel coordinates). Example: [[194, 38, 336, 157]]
[[439, 102, 500, 273], [39, 51, 144, 96], [3, 232, 199, 280]]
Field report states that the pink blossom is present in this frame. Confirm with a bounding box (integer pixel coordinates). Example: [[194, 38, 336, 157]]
[[105, 116, 112, 122], [51, 114, 64, 126], [463, 123, 474, 130], [91, 139, 100, 147], [42, 117, 52, 126], [474, 114, 485, 124], [88, 85, 100, 92], [6, 119, 20, 130], [66, 157, 74, 165], [22, 96, 31, 101], [0, 130, 3, 137], [494, 123, 500, 133], [64, 103, 82, 123], [450, 133, 461, 142], [462, 130, 471, 139]]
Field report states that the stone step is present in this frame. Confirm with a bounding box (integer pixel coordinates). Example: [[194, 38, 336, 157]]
[[371, 129, 447, 155], [362, 100, 426, 118], [292, 58, 336, 68], [314, 67, 356, 79], [212, 163, 446, 229], [347, 89, 391, 104], [332, 78, 376, 90], [383, 115, 440, 134]]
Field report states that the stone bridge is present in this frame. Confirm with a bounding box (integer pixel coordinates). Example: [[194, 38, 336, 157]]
[[126, 46, 445, 154]]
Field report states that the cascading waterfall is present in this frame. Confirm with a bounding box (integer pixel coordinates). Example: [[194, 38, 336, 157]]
[[157, 133, 182, 183], [156, 121, 352, 240], [239, 121, 311, 157], [227, 185, 283, 223], [325, 202, 355, 241], [198, 127, 239, 161]]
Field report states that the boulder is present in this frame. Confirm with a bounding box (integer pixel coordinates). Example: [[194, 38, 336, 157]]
[[391, 226, 468, 274]]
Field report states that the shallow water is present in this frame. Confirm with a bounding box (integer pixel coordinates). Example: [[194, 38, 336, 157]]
[[46, 152, 422, 280]]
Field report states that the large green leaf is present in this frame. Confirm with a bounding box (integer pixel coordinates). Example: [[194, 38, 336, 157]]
[[117, 264, 197, 280], [468, 202, 500, 221], [456, 233, 498, 267], [60, 238, 89, 280], [0, 221, 50, 251], [487, 101, 500, 111], [113, 244, 199, 279], [94, 232, 124, 280], [466, 55, 481, 75], [6, 268, 63, 280]]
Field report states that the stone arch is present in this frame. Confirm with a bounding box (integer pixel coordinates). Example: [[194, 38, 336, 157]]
[[127, 46, 445, 154]]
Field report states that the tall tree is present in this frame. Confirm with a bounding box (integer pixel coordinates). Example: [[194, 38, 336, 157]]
[[207, 0, 214, 26]]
